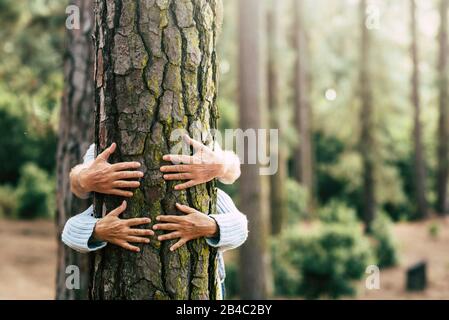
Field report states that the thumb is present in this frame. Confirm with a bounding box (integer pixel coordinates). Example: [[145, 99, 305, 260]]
[[108, 201, 127, 217], [98, 143, 117, 161]]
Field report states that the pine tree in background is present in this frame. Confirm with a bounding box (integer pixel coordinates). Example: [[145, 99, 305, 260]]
[[268, 0, 288, 235], [359, 0, 376, 232], [56, 0, 94, 300], [238, 0, 272, 299], [437, 0, 449, 215], [410, 0, 428, 219], [293, 0, 314, 212]]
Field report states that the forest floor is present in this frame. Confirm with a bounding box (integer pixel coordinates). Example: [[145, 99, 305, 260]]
[[355, 216, 449, 300], [0, 217, 448, 300], [0, 219, 56, 300]]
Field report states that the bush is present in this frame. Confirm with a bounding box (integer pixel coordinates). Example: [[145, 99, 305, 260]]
[[371, 213, 398, 268], [0, 185, 17, 218], [15, 163, 55, 219], [318, 201, 358, 225], [224, 262, 239, 299], [273, 223, 374, 299], [428, 222, 440, 239], [287, 179, 309, 222], [0, 102, 29, 184], [272, 237, 301, 297]]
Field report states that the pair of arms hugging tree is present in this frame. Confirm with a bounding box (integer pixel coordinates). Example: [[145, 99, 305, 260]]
[[62, 135, 248, 286]]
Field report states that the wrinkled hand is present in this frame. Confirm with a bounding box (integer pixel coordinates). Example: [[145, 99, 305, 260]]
[[93, 201, 154, 253], [79, 143, 144, 197], [153, 203, 218, 251], [160, 135, 226, 190]]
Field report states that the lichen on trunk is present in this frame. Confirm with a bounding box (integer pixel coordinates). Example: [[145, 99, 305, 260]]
[[90, 0, 222, 300]]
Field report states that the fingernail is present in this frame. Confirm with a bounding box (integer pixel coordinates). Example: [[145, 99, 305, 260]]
[[163, 156, 169, 161], [158, 237, 162, 241], [156, 216, 161, 221], [153, 226, 158, 230], [174, 186, 179, 190], [145, 239, 150, 243]]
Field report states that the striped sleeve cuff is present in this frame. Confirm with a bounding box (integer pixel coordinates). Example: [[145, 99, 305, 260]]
[[61, 206, 107, 253], [206, 212, 248, 252], [206, 189, 248, 252]]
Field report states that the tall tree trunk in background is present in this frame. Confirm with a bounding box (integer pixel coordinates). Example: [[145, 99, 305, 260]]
[[56, 0, 94, 300], [293, 0, 314, 211], [437, 0, 449, 215], [90, 0, 222, 300], [359, 0, 376, 233], [410, 0, 428, 219], [267, 0, 287, 235], [238, 0, 272, 299]]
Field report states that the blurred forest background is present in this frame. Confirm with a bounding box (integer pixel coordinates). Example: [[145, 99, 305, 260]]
[[1, 0, 449, 300]]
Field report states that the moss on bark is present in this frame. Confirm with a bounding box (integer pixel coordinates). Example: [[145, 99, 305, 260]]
[[90, 0, 222, 300]]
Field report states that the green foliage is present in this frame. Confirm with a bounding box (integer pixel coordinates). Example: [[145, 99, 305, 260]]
[[0, 0, 62, 186], [0, 185, 17, 218], [224, 261, 239, 299], [318, 200, 358, 225], [0, 102, 29, 183], [371, 213, 398, 268], [15, 163, 55, 219], [286, 179, 309, 222], [271, 237, 301, 297], [428, 222, 440, 239], [273, 223, 374, 299]]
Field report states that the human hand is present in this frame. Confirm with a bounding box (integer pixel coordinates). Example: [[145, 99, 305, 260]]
[[78, 143, 144, 197], [93, 201, 154, 253], [153, 203, 218, 251], [160, 135, 229, 190]]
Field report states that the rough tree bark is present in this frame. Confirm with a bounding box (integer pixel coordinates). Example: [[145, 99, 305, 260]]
[[359, 0, 376, 233], [90, 0, 223, 300], [267, 0, 287, 235], [238, 0, 272, 299], [56, 0, 94, 300], [410, 0, 428, 219], [293, 0, 314, 211], [437, 0, 449, 215]]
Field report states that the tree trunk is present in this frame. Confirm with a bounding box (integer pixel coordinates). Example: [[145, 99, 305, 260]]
[[90, 0, 222, 300], [56, 0, 94, 300], [410, 0, 428, 219], [437, 0, 449, 215], [238, 0, 272, 299], [359, 0, 376, 233], [293, 0, 314, 211], [267, 0, 287, 235]]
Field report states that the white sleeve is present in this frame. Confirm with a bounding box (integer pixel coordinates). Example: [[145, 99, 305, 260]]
[[206, 189, 249, 252], [61, 205, 107, 254]]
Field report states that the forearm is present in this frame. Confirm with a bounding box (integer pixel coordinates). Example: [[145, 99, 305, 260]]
[[70, 164, 91, 199]]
